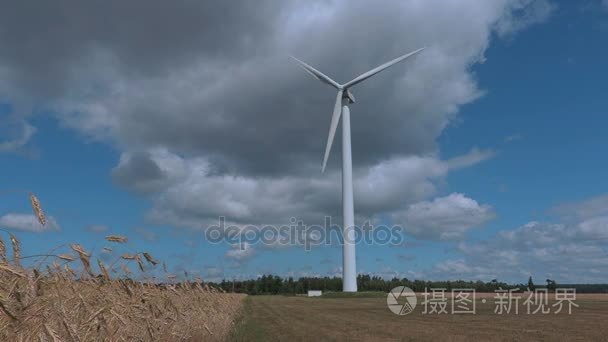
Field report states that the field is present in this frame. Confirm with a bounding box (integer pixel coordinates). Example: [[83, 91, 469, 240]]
[[2, 199, 606, 341], [0, 232, 246, 341], [231, 293, 608, 341]]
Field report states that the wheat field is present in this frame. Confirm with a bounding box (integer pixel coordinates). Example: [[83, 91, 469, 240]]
[[0, 235, 245, 341], [0, 194, 246, 341]]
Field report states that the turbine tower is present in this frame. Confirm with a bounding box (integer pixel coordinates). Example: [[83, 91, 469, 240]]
[[292, 47, 425, 292]]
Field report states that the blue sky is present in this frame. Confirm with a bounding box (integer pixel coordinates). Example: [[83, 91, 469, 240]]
[[0, 0, 607, 283]]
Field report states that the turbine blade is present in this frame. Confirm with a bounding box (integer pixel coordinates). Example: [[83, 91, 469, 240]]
[[322, 90, 343, 173], [290, 56, 341, 90], [342, 47, 425, 89]]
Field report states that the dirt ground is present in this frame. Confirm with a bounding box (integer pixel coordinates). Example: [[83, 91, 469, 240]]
[[230, 293, 608, 341]]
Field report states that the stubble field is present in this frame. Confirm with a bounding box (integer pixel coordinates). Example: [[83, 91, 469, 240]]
[[231, 293, 608, 341]]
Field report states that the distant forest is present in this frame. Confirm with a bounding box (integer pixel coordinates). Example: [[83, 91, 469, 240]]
[[208, 274, 608, 295]]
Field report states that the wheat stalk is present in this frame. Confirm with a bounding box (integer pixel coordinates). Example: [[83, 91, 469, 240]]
[[105, 235, 127, 243], [64, 264, 76, 278], [57, 254, 75, 262], [70, 244, 94, 277], [0, 236, 6, 262], [10, 234, 20, 266], [29, 193, 46, 226], [97, 259, 110, 280], [121, 254, 136, 260], [142, 252, 158, 266], [0, 263, 26, 277], [135, 254, 145, 272]]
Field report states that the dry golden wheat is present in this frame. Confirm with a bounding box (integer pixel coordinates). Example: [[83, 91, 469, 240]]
[[0, 237, 6, 262], [121, 253, 136, 260], [70, 244, 94, 277], [142, 252, 158, 266], [57, 254, 75, 261], [29, 193, 46, 226], [97, 259, 110, 280], [9, 234, 20, 266], [0, 236, 245, 341], [105, 235, 128, 243], [135, 254, 145, 272]]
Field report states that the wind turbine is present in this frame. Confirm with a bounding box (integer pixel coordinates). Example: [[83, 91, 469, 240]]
[[291, 47, 425, 292]]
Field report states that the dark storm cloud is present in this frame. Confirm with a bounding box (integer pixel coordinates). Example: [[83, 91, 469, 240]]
[[0, 0, 545, 174], [0, 0, 553, 237], [0, 1, 286, 98], [111, 151, 166, 194]]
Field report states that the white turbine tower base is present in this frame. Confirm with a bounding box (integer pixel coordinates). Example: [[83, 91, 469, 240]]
[[341, 102, 357, 292], [291, 47, 425, 292]]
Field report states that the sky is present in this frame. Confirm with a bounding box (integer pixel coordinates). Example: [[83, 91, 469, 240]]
[[0, 0, 607, 284]]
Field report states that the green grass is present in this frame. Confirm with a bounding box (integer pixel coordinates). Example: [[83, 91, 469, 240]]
[[230, 296, 269, 341]]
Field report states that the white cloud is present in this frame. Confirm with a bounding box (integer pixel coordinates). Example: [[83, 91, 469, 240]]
[[205, 266, 224, 278], [0, 120, 36, 153], [495, 0, 556, 37], [424, 213, 608, 282], [577, 216, 608, 240], [112, 148, 492, 238], [551, 193, 608, 221], [392, 193, 495, 240], [225, 242, 256, 262], [446, 148, 496, 170], [0, 213, 60, 232]]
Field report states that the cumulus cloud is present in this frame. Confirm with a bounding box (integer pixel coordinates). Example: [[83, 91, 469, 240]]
[[423, 195, 608, 282], [205, 266, 224, 278], [550, 193, 608, 221], [0, 120, 36, 153], [446, 148, 496, 170], [495, 0, 555, 37], [112, 148, 492, 236], [0, 1, 554, 257], [0, 0, 552, 172], [0, 213, 60, 232], [392, 193, 495, 240], [576, 216, 608, 240], [225, 242, 256, 262]]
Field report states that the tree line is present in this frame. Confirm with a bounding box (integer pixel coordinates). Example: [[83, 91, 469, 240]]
[[208, 274, 608, 295]]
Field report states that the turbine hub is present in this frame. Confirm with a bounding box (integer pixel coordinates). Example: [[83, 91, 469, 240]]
[[343, 89, 355, 103]]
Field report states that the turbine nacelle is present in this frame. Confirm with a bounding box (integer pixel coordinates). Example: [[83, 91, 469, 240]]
[[344, 89, 355, 104]]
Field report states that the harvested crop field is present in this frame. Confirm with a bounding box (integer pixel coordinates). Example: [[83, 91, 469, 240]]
[[231, 294, 608, 341]]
